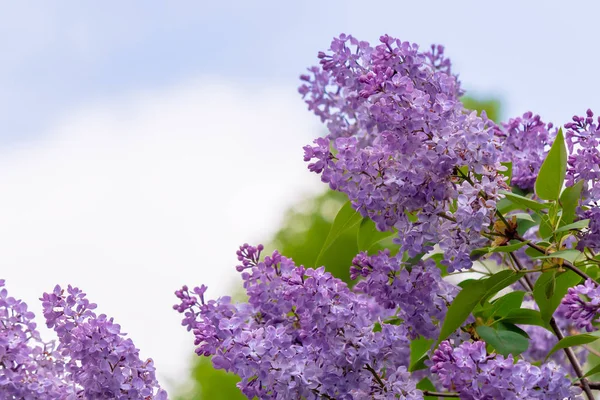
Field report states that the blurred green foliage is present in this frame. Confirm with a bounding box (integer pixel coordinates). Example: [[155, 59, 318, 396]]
[[462, 96, 501, 123], [174, 95, 500, 399]]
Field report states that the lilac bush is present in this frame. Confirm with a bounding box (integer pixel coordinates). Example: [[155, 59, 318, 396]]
[[174, 34, 600, 400], [6, 32, 600, 400], [1, 280, 167, 399]]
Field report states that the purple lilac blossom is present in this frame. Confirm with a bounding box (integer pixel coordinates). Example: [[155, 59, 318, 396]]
[[300, 34, 506, 272], [565, 109, 600, 201], [40, 285, 168, 400], [559, 279, 600, 332], [494, 112, 555, 191], [174, 244, 421, 400], [431, 340, 581, 399], [575, 204, 600, 252], [351, 250, 457, 339], [564, 110, 600, 252], [0, 280, 76, 399]]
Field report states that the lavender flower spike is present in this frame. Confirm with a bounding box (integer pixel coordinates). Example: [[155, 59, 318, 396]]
[[559, 279, 600, 332], [41, 285, 168, 400], [431, 340, 581, 399]]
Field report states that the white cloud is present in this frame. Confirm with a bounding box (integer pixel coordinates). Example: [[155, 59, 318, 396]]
[[0, 77, 323, 392]]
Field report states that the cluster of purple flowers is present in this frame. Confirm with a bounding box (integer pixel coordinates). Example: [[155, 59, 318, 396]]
[[559, 279, 600, 332], [174, 244, 423, 399], [42, 285, 168, 400], [494, 112, 555, 191], [0, 279, 73, 399], [431, 340, 581, 399], [350, 250, 457, 339], [0, 280, 167, 399], [300, 34, 505, 272], [564, 110, 600, 252]]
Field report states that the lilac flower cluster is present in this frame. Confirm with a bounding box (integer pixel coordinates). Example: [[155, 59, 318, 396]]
[[494, 112, 555, 191], [565, 109, 600, 200], [174, 244, 422, 399], [41, 285, 168, 400], [559, 279, 600, 332], [350, 250, 457, 339], [300, 34, 506, 271], [431, 340, 582, 399], [0, 280, 167, 400], [0, 279, 74, 399], [562, 110, 600, 252]]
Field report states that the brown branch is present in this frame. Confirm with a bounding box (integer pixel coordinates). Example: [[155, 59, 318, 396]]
[[514, 234, 595, 282], [423, 390, 460, 398], [508, 250, 594, 400]]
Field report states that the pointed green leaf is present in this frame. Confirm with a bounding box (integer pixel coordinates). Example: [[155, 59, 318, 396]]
[[539, 214, 554, 239], [500, 308, 548, 329], [409, 337, 433, 372], [560, 180, 584, 225], [436, 270, 524, 346], [500, 190, 550, 211], [546, 331, 600, 360], [583, 363, 600, 379], [481, 270, 526, 303], [533, 249, 584, 264], [490, 291, 525, 317], [470, 241, 528, 257], [357, 217, 396, 252], [535, 128, 567, 200], [315, 201, 362, 266], [545, 271, 557, 299], [436, 280, 488, 346], [533, 270, 582, 323], [476, 325, 529, 356], [555, 219, 589, 234]]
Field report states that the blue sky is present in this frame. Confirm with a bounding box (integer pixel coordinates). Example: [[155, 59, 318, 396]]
[[2, 0, 600, 392], [3, 1, 600, 143]]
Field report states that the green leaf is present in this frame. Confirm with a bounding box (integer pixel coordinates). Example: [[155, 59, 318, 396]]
[[490, 291, 525, 317], [476, 325, 529, 356], [539, 214, 554, 239], [470, 241, 529, 257], [545, 270, 557, 299], [500, 308, 548, 329], [481, 270, 526, 304], [409, 337, 433, 372], [436, 270, 524, 346], [496, 321, 530, 338], [546, 331, 600, 360], [500, 190, 550, 211], [517, 213, 541, 236], [497, 197, 521, 214], [560, 180, 584, 225], [356, 217, 396, 252], [533, 270, 582, 323], [315, 201, 362, 266], [533, 249, 584, 264], [513, 213, 535, 223], [436, 280, 488, 346], [583, 363, 600, 379], [535, 128, 567, 201], [555, 219, 589, 234]]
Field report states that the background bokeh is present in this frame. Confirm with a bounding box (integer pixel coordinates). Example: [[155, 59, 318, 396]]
[[1, 1, 599, 396]]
